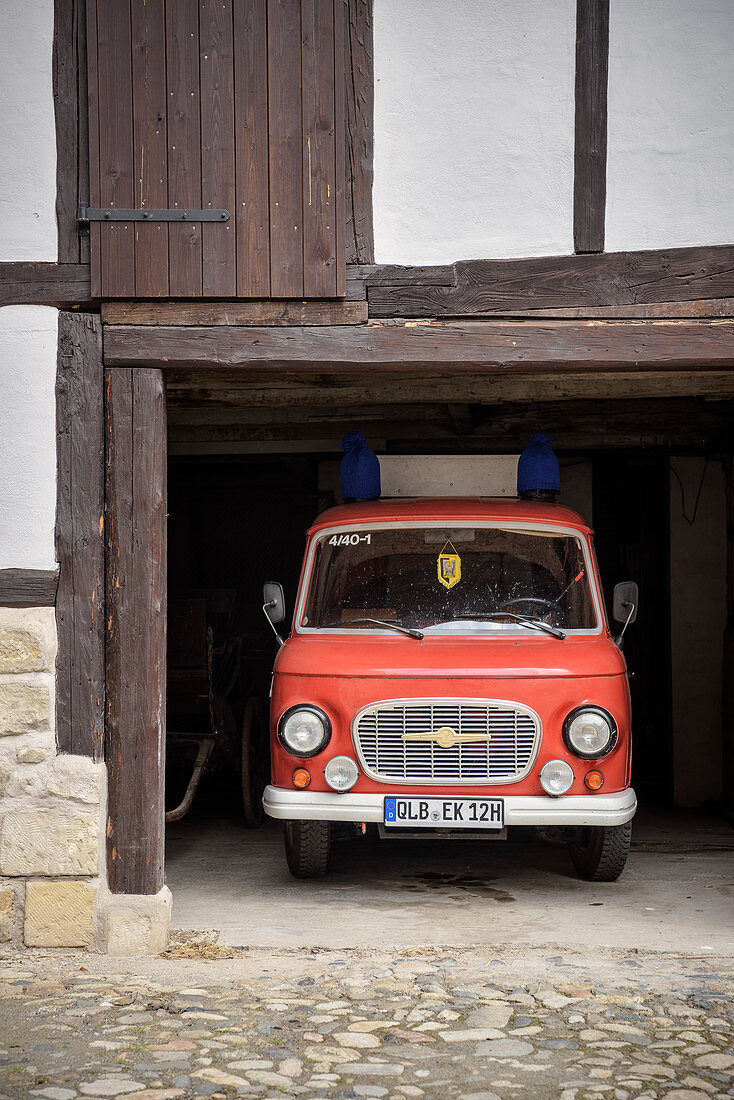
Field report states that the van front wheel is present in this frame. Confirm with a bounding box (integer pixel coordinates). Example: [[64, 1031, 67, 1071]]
[[284, 820, 331, 878], [567, 822, 631, 881]]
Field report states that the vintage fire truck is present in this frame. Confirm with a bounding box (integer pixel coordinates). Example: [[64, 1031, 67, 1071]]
[[262, 492, 638, 882]]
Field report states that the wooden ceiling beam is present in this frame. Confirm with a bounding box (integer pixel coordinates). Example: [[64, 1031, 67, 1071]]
[[104, 318, 734, 373], [165, 369, 734, 409]]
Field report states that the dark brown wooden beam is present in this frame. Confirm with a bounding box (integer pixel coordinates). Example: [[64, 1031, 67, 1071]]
[[105, 367, 166, 895], [55, 313, 105, 759], [344, 0, 374, 264], [101, 299, 368, 326], [53, 0, 89, 263], [573, 0, 609, 253], [452, 299, 734, 321], [103, 318, 734, 374], [0, 570, 59, 608], [365, 246, 734, 318], [0, 263, 94, 307], [167, 401, 734, 453], [164, 370, 734, 410]]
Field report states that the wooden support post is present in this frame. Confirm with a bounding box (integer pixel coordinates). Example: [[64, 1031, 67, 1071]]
[[723, 458, 734, 810], [105, 368, 167, 895], [56, 313, 105, 758], [573, 0, 609, 253]]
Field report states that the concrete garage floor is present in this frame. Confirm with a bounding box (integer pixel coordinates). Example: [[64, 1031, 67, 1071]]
[[165, 809, 734, 955]]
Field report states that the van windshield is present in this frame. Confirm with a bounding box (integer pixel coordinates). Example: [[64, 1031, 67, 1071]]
[[301, 525, 597, 633]]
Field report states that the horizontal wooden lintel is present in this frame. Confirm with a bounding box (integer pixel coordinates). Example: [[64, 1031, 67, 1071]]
[[104, 318, 734, 374], [6, 246, 734, 319], [0, 263, 94, 308], [101, 299, 368, 326], [0, 569, 59, 607], [364, 244, 734, 317]]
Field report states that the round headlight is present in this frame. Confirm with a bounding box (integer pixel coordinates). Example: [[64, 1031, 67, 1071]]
[[324, 755, 360, 792], [563, 706, 617, 759], [278, 705, 331, 757], [539, 759, 574, 796]]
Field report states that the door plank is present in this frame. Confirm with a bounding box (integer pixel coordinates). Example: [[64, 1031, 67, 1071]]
[[200, 0, 237, 295], [132, 0, 169, 295], [86, 0, 102, 296], [268, 0, 304, 296], [333, 0, 347, 293], [96, 0, 136, 295], [302, 0, 337, 296], [166, 0, 203, 295], [234, 0, 271, 295], [343, 0, 373, 265]]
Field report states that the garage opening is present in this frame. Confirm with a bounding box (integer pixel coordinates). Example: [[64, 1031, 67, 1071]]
[[161, 386, 731, 941]]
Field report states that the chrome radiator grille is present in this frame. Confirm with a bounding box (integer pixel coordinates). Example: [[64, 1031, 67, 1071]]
[[353, 699, 540, 784]]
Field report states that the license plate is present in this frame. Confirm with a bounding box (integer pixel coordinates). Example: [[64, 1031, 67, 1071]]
[[384, 796, 504, 829]]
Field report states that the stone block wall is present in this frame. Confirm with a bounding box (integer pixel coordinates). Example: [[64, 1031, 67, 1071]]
[[0, 605, 106, 949], [0, 605, 172, 954]]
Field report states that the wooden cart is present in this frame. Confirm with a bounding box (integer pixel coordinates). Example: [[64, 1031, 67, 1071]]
[[165, 591, 270, 826]]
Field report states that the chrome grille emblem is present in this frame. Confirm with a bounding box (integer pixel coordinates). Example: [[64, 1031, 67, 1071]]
[[401, 726, 491, 750]]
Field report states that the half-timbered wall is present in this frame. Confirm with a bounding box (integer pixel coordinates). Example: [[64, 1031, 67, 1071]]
[[0, 1, 57, 263], [87, 0, 346, 298], [372, 0, 577, 264], [0, 3, 59, 569], [0, 308, 58, 572], [372, 0, 734, 266], [606, 0, 734, 252]]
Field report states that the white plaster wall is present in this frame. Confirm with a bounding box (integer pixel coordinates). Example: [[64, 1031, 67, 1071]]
[[606, 0, 734, 251], [0, 0, 57, 261], [373, 0, 576, 265], [0, 308, 58, 571], [669, 458, 726, 807]]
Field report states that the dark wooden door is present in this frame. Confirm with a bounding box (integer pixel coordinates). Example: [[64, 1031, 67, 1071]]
[[87, 0, 346, 298]]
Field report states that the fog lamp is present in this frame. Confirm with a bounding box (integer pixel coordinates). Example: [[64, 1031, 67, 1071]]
[[539, 759, 574, 797], [292, 768, 311, 789], [584, 769, 604, 791], [324, 755, 360, 793]]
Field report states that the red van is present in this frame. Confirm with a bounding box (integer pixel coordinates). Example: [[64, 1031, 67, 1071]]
[[262, 497, 638, 882]]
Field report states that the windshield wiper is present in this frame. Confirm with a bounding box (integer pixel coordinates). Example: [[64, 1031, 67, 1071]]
[[436, 611, 565, 639], [325, 617, 424, 640]]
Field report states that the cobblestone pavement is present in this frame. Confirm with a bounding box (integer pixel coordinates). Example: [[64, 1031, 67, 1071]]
[[0, 943, 732, 1100]]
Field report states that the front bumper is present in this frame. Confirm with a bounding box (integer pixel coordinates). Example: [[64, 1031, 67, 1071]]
[[263, 785, 637, 827]]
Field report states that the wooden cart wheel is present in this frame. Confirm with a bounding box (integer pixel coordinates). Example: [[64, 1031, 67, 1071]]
[[241, 696, 269, 828]]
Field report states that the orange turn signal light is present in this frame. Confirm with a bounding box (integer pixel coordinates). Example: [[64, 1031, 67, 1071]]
[[292, 768, 311, 789], [584, 769, 604, 791]]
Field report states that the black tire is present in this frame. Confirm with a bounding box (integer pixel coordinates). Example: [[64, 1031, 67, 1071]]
[[567, 822, 632, 881], [241, 696, 269, 829], [284, 820, 331, 878]]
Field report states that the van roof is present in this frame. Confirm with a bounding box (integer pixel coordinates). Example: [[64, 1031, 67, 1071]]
[[309, 498, 592, 535]]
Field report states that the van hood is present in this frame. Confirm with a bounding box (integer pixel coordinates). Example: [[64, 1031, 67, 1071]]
[[275, 632, 627, 680]]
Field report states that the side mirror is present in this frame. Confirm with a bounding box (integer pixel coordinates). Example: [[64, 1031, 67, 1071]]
[[263, 581, 286, 624], [613, 581, 639, 625], [263, 582, 286, 649], [612, 581, 638, 647]]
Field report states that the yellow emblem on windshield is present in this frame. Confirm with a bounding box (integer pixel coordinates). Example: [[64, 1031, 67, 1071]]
[[437, 540, 462, 590]]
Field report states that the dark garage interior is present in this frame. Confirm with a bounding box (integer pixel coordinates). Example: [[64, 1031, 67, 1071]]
[[163, 393, 731, 837]]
